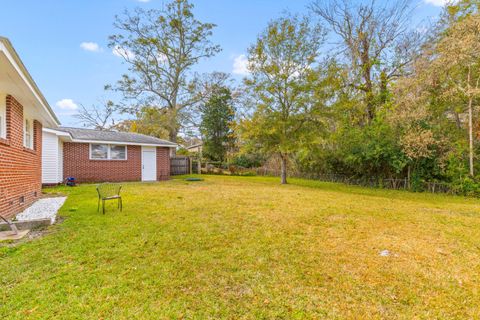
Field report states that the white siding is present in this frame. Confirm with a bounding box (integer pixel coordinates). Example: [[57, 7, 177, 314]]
[[58, 139, 63, 182], [42, 131, 60, 184]]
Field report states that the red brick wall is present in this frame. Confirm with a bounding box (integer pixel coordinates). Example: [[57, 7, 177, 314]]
[[63, 143, 171, 183], [157, 147, 171, 180], [63, 143, 141, 183], [0, 95, 42, 219]]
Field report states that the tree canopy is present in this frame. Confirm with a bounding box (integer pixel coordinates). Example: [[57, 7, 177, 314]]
[[76, 0, 480, 191], [108, 0, 221, 142], [199, 86, 235, 162]]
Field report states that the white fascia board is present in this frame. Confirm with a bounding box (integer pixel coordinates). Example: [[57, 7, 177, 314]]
[[0, 37, 60, 127], [71, 139, 177, 148], [42, 128, 73, 142], [43, 128, 71, 136]]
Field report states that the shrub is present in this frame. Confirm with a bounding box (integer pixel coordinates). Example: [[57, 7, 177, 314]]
[[230, 154, 265, 169], [450, 176, 480, 197]]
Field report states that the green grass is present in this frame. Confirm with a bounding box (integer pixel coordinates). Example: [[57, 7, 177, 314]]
[[2, 175, 480, 319]]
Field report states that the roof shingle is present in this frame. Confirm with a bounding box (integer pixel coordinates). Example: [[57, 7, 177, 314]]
[[55, 127, 177, 146]]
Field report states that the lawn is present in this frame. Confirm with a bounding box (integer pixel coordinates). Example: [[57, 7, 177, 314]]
[[1, 175, 480, 319]]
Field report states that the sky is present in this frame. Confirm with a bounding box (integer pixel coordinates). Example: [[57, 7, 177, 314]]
[[0, 0, 447, 126]]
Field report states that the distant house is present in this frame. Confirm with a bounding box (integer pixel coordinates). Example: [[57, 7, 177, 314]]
[[0, 37, 60, 218], [185, 142, 203, 154], [42, 127, 177, 184]]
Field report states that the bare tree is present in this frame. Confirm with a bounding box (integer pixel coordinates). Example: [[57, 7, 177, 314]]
[[108, 0, 221, 142], [310, 0, 421, 123], [75, 100, 117, 130]]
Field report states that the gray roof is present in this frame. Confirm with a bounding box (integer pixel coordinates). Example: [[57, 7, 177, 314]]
[[56, 127, 177, 146]]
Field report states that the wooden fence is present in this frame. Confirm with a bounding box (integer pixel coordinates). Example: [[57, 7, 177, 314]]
[[170, 157, 191, 175]]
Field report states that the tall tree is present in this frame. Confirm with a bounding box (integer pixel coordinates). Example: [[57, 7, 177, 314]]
[[310, 0, 420, 124], [242, 15, 326, 184], [108, 0, 221, 142], [434, 13, 480, 176], [117, 107, 171, 139], [199, 86, 235, 162]]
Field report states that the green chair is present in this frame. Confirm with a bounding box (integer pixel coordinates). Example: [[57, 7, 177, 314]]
[[96, 183, 122, 214]]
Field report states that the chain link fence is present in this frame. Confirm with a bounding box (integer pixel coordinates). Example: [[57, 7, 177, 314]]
[[252, 168, 455, 195], [181, 160, 459, 195]]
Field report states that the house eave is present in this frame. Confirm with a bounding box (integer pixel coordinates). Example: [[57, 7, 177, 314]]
[[44, 127, 178, 147], [70, 138, 177, 148], [0, 36, 60, 127]]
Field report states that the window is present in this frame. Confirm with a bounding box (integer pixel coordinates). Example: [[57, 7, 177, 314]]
[[90, 144, 108, 159], [90, 144, 127, 160], [24, 118, 33, 148], [110, 145, 126, 160]]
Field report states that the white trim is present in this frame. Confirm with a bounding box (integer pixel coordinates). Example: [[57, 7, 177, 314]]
[[89, 143, 128, 161], [75, 138, 176, 147], [0, 38, 60, 126], [23, 117, 33, 149], [43, 128, 71, 137]]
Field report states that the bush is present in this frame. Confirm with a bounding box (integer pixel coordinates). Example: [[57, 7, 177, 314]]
[[450, 176, 480, 197], [230, 154, 265, 169]]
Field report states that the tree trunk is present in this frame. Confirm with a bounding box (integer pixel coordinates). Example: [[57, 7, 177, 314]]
[[379, 70, 388, 105], [280, 154, 288, 185], [468, 97, 474, 177], [407, 164, 411, 190], [466, 65, 474, 177], [361, 40, 375, 124], [168, 127, 177, 143], [168, 128, 177, 157]]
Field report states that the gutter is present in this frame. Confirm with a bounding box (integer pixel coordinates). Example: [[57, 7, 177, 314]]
[[70, 138, 178, 148]]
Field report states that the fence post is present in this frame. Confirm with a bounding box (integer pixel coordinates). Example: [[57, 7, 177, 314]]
[[189, 157, 193, 174]]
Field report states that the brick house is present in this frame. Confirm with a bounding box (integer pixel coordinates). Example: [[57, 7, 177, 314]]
[[0, 37, 60, 218], [42, 127, 176, 184]]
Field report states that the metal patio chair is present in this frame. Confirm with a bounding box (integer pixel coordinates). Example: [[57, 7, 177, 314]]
[[96, 183, 122, 214]]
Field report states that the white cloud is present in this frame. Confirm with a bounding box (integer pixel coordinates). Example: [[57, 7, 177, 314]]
[[80, 42, 101, 52], [56, 99, 78, 110], [112, 45, 136, 60], [232, 54, 249, 76], [423, 0, 451, 6]]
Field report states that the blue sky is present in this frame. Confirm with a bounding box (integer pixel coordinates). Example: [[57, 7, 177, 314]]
[[0, 0, 445, 126]]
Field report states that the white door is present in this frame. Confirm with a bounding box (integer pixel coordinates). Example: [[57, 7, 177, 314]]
[[141, 147, 157, 181]]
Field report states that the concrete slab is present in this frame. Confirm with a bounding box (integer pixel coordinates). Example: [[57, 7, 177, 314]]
[[0, 218, 51, 232], [0, 229, 30, 241]]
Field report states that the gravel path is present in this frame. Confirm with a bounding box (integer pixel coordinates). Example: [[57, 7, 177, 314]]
[[15, 197, 67, 224]]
